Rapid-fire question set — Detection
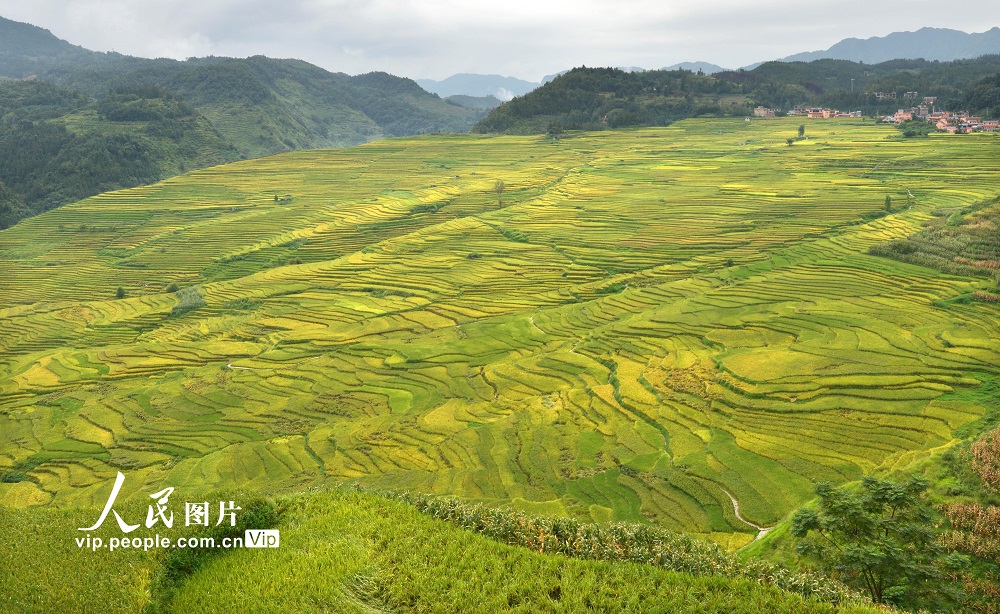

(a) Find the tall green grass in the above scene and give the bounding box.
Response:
[171,489,881,613]
[0,489,886,613]
[384,489,864,604]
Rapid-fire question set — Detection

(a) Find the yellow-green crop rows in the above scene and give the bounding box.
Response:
[1,118,998,545]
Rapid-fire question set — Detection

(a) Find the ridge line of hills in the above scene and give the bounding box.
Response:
[0,15,484,229]
[782,26,1000,64]
[421,27,1000,100]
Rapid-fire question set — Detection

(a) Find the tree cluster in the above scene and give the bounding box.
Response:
[793,477,967,610]
[476,57,1000,134]
[475,67,735,134]
[0,80,241,227]
[97,86,194,122]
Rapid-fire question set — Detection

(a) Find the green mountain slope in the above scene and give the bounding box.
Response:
[0,16,481,227]
[0,80,241,227]
[50,56,481,157]
[0,488,879,613]
[476,58,1000,134]
[0,16,95,77]
[475,66,743,134]
[445,94,504,110]
[0,17,480,155]
[963,71,1000,118]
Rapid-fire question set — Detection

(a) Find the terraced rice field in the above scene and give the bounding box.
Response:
[1,118,998,546]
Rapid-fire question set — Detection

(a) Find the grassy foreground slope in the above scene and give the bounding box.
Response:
[1,118,998,547]
[0,488,879,613]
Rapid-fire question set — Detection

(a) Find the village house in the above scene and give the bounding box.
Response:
[806,108,860,119]
[795,93,992,133]
[936,117,958,132]
[935,114,985,133]
[893,109,914,122]
[880,104,990,127]
[753,106,777,117]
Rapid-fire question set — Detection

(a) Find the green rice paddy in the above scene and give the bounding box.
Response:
[1,118,998,547]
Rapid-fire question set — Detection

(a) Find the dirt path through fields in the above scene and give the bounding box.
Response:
[723,489,772,542]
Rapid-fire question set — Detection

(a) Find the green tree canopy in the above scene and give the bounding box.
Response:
[792,477,967,610]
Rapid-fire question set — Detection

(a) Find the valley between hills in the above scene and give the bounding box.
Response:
[2,118,997,540]
[2,91,1000,613]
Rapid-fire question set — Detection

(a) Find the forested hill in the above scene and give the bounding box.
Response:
[0,80,242,230]
[39,55,482,156]
[474,67,740,134]
[0,16,482,229]
[475,58,1000,134]
[0,17,480,156]
[0,16,94,75]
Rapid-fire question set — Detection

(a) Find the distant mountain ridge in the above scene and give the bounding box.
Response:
[782,27,1000,64]
[661,62,727,74]
[416,73,539,101]
[444,94,503,111]
[429,28,1000,98]
[434,63,728,97]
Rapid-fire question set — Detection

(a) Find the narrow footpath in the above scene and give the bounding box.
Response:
[722,489,772,542]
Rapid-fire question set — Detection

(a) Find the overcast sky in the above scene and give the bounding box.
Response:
[1,1,997,81]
